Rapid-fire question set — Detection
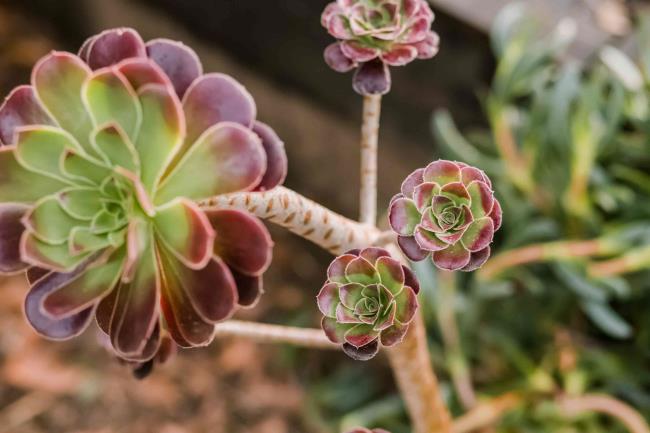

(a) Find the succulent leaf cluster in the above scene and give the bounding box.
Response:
[317,247,419,360]
[389,160,502,271]
[321,0,439,95]
[0,28,287,363]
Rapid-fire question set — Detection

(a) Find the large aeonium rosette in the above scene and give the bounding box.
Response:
[0,28,287,362]
[389,160,502,272]
[317,247,419,361]
[321,0,439,95]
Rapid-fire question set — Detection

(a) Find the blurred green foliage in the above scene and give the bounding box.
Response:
[306,4,650,432]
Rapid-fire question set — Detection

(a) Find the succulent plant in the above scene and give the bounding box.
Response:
[317,247,419,360]
[389,160,502,272]
[0,28,287,363]
[321,0,439,95]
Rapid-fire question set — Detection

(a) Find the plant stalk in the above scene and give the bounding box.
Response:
[213,320,337,349]
[557,394,650,433]
[477,238,622,281]
[200,186,380,256]
[359,94,382,226]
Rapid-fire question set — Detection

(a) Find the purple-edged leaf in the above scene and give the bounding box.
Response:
[146,38,203,98]
[414,31,440,59]
[461,166,490,187]
[352,59,391,96]
[0,204,29,273]
[432,242,471,271]
[23,196,83,245]
[342,340,379,361]
[344,323,379,348]
[431,195,453,215]
[413,182,439,212]
[154,198,215,269]
[207,208,272,276]
[32,52,94,152]
[345,256,378,285]
[24,263,94,340]
[27,267,50,284]
[160,246,238,323]
[21,232,90,272]
[0,85,54,145]
[394,286,418,324]
[122,218,148,282]
[327,253,357,284]
[91,123,140,173]
[159,261,213,348]
[61,149,111,185]
[42,248,125,318]
[182,73,256,148]
[437,229,466,245]
[251,121,287,191]
[124,321,161,363]
[358,247,390,265]
[114,167,155,216]
[322,316,351,344]
[95,284,117,335]
[109,236,159,356]
[375,256,405,295]
[117,57,168,91]
[381,45,418,66]
[440,182,470,206]
[402,265,420,294]
[134,83,184,194]
[380,321,409,346]
[420,208,444,233]
[467,180,494,219]
[341,41,379,63]
[461,246,491,272]
[85,28,146,70]
[58,187,103,220]
[317,282,340,318]
[397,235,428,262]
[230,268,263,308]
[389,197,420,236]
[460,217,494,252]
[337,303,362,323]
[374,301,396,331]
[324,42,357,73]
[414,226,449,252]
[83,68,142,140]
[156,122,265,204]
[15,125,83,181]
[423,160,461,185]
[69,227,116,255]
[338,282,365,310]
[401,168,424,198]
[489,199,503,231]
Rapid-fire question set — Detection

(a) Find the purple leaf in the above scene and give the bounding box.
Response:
[317,282,340,318]
[432,243,471,271]
[230,268,263,308]
[342,340,379,361]
[0,85,53,145]
[353,60,391,96]
[324,43,357,73]
[251,121,287,191]
[85,28,147,70]
[0,204,29,274]
[146,38,203,98]
[208,208,272,276]
[461,246,491,272]
[397,235,428,262]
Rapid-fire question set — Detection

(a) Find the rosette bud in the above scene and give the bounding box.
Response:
[389,160,502,271]
[317,247,419,360]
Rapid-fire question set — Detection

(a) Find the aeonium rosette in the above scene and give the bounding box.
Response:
[0,28,287,364]
[321,0,439,95]
[317,247,419,361]
[389,160,502,272]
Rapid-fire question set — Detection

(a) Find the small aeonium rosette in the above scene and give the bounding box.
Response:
[321,0,439,95]
[389,160,502,272]
[317,247,419,360]
[0,28,287,364]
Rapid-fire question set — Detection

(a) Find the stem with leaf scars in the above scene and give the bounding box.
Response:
[359,94,382,226]
[200,186,380,256]
[213,320,337,349]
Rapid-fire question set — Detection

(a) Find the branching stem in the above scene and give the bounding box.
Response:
[213,320,337,349]
[359,94,382,225]
[200,186,380,255]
